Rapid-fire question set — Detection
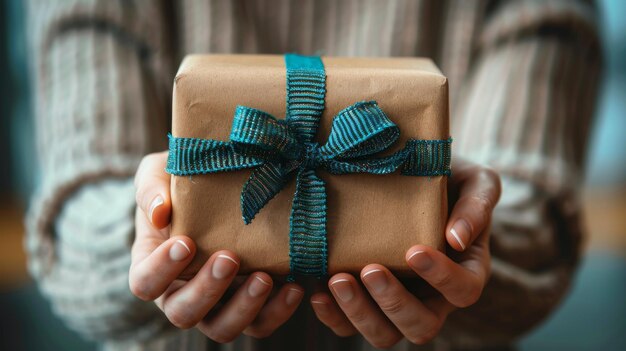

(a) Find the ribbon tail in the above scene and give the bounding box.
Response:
[241,162,292,224]
[288,169,328,279]
[401,138,453,176]
[166,134,263,176]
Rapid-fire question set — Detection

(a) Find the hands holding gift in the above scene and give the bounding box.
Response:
[129,152,500,347]
[129,152,306,342]
[309,159,501,348]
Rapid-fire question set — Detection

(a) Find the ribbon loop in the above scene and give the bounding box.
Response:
[319,101,400,160]
[230,106,301,161]
[324,147,408,175]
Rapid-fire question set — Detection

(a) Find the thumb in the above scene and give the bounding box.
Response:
[446,161,501,251]
[134,151,171,229]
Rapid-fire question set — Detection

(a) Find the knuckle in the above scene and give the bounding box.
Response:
[128,274,157,301]
[456,285,482,308]
[372,335,401,349]
[326,317,350,333]
[485,258,493,279]
[134,185,147,207]
[333,327,356,338]
[481,167,502,192]
[423,325,441,342]
[480,166,498,181]
[165,308,195,329]
[135,184,157,211]
[346,308,369,325]
[141,152,161,167]
[134,154,168,205]
[245,326,273,339]
[408,324,441,345]
[471,194,492,214]
[135,153,158,185]
[207,329,236,344]
[469,195,493,226]
[234,301,255,317]
[406,334,422,345]
[322,313,349,332]
[201,287,223,305]
[409,331,436,345]
[431,271,454,290]
[255,329,274,339]
[378,296,406,315]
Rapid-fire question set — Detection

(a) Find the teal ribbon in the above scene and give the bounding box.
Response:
[166,54,452,279]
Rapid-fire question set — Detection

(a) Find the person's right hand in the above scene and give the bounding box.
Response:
[129,151,305,342]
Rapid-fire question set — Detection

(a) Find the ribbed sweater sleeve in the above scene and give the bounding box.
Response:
[440,0,602,347]
[25,0,173,341]
[23,1,604,349]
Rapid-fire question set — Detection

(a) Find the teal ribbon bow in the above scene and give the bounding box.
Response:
[166,54,452,279]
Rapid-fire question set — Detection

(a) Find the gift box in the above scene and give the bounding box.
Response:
[168,54,451,279]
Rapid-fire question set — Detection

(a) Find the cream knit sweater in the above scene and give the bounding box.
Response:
[26,1,601,350]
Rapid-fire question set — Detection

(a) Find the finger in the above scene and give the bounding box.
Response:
[131,208,170,265]
[406,245,489,308]
[197,272,273,343]
[447,164,501,251]
[359,264,453,345]
[328,274,402,349]
[243,283,304,338]
[160,250,240,328]
[129,231,195,301]
[134,151,171,229]
[154,279,185,311]
[310,292,358,337]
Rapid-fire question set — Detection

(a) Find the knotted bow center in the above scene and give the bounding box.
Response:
[301,142,322,169]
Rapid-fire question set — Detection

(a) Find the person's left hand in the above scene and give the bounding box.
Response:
[310,159,501,348]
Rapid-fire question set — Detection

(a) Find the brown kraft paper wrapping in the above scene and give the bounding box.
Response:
[170,54,449,279]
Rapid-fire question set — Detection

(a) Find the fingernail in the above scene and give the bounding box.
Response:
[362,269,388,294]
[248,276,272,297]
[407,251,433,271]
[212,254,238,279]
[450,219,471,250]
[148,195,164,224]
[169,240,191,261]
[330,279,354,302]
[285,288,303,306]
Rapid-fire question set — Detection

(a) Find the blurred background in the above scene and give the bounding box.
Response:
[1,0,624,350]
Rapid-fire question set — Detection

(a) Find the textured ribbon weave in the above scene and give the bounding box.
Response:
[166,54,452,279]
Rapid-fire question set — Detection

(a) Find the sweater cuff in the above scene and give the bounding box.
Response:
[26,171,171,341]
[436,175,584,348]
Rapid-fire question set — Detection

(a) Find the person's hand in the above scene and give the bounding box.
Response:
[128,151,305,342]
[310,159,501,348]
